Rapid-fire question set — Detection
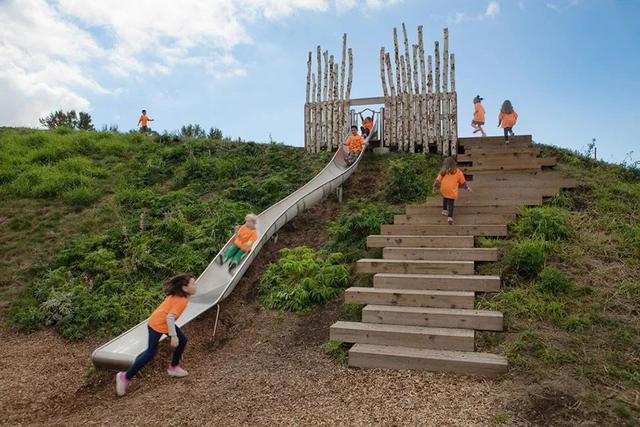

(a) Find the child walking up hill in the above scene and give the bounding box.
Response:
[217,213,258,273]
[116,273,197,397]
[498,100,518,143]
[432,157,471,225]
[471,95,486,137]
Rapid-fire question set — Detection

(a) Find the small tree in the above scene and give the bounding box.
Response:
[208,127,223,140]
[180,124,206,139]
[77,112,95,131]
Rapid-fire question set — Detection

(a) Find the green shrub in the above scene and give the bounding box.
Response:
[503,239,550,278]
[322,340,349,365]
[536,266,572,294]
[63,185,101,207]
[259,247,350,312]
[327,199,394,261]
[513,207,571,241]
[384,155,438,204]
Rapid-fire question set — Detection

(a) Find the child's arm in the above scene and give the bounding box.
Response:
[167,313,179,347]
[432,179,441,193]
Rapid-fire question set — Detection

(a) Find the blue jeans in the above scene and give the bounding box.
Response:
[125,325,187,380]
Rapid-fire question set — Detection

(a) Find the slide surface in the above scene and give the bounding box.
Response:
[92,141,368,369]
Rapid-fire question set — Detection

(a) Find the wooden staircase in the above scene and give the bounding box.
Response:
[330,135,576,376]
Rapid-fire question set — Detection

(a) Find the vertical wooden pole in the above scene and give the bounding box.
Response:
[333,63,339,149]
[316,46,322,152]
[328,55,334,149]
[450,52,457,156]
[402,23,413,96]
[340,33,347,100]
[400,55,410,152]
[345,47,353,136]
[385,52,397,148]
[442,28,450,156]
[427,55,434,149]
[311,72,317,152]
[322,50,329,150]
[380,47,389,147]
[418,26,427,150]
[434,41,442,155]
[305,51,312,151]
[412,43,421,149]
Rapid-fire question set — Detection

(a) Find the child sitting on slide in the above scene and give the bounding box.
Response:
[217,213,258,273]
[116,273,197,396]
[344,125,365,165]
[359,112,374,137]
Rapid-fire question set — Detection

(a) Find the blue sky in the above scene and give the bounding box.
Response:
[1,0,639,163]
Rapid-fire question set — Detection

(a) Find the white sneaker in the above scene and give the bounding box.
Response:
[115,371,129,396]
[167,365,189,378]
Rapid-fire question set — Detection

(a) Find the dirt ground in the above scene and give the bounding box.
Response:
[0,160,596,426]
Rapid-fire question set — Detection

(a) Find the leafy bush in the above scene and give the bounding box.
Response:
[259,247,350,312]
[327,199,394,261]
[536,266,572,295]
[503,239,550,278]
[513,207,571,241]
[384,155,438,204]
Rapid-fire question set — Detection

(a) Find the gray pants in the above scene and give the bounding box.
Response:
[346,151,359,165]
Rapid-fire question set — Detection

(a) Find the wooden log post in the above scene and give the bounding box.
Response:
[311,72,317,152]
[400,55,410,152]
[434,41,442,155]
[418,26,428,150]
[442,28,450,156]
[339,34,347,137]
[393,28,403,149]
[305,51,312,151]
[427,55,434,149]
[402,23,414,152]
[322,50,329,150]
[316,46,322,152]
[345,47,353,133]
[380,47,389,147]
[333,62,339,149]
[450,52,458,156]
[385,52,397,148]
[412,43,421,150]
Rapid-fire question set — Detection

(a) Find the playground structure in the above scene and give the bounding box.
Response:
[304,25,458,156]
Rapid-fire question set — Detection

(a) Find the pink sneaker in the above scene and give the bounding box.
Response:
[167,365,189,378]
[115,371,129,396]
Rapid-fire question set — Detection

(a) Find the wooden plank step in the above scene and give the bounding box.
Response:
[344,287,475,309]
[461,142,534,150]
[462,163,541,173]
[405,205,521,216]
[463,158,542,168]
[458,135,532,145]
[428,193,545,203]
[367,235,474,248]
[383,247,498,262]
[374,273,501,292]
[395,214,514,225]
[381,224,508,236]
[357,259,474,275]
[330,321,475,351]
[538,157,557,167]
[468,170,566,180]
[348,344,508,376]
[362,305,504,331]
[461,146,540,155]
[424,198,541,207]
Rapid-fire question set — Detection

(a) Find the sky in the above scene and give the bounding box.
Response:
[1,0,639,163]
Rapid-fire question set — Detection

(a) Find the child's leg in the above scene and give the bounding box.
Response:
[479,125,486,137]
[503,128,509,141]
[229,247,247,265]
[125,327,162,380]
[447,199,455,218]
[442,198,448,215]
[224,244,241,263]
[170,326,188,367]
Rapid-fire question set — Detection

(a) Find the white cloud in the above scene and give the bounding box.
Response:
[485,1,501,17]
[546,2,560,11]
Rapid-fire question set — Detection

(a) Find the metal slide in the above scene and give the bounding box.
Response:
[92,136,370,369]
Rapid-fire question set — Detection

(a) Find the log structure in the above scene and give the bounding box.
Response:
[304,26,458,156]
[304,34,353,152]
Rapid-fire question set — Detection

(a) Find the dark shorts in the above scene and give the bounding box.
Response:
[140,125,149,133]
[471,121,485,125]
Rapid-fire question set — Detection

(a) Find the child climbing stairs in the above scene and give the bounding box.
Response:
[329,135,576,376]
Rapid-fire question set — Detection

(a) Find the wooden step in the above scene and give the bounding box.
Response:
[374,273,501,292]
[330,321,475,351]
[424,198,541,207]
[468,170,568,181]
[349,344,508,376]
[344,287,475,308]
[357,259,474,275]
[538,157,557,167]
[460,142,534,150]
[381,224,508,237]
[395,214,514,225]
[460,146,541,155]
[458,135,532,145]
[367,235,474,248]
[383,247,498,262]
[462,163,541,173]
[405,205,521,216]
[362,305,504,331]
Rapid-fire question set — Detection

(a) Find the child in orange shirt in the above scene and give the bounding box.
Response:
[217,213,258,273]
[137,109,154,133]
[432,157,471,225]
[471,95,486,137]
[498,100,518,143]
[359,112,374,137]
[116,273,197,396]
[344,125,365,165]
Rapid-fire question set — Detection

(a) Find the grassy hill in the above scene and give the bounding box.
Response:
[0,128,638,424]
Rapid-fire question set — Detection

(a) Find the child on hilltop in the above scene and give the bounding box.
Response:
[498,100,518,143]
[359,112,374,138]
[137,109,154,133]
[471,95,486,137]
[432,157,472,225]
[344,125,365,165]
[217,213,258,273]
[116,273,197,397]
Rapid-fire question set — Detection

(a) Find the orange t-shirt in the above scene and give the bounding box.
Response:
[498,111,518,128]
[362,119,374,131]
[473,103,485,122]
[234,224,257,252]
[346,134,364,153]
[139,114,149,126]
[148,295,188,334]
[436,169,467,200]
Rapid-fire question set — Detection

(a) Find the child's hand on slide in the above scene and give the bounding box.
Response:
[170,336,179,348]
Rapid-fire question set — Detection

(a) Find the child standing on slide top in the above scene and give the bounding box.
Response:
[218,213,258,273]
[116,273,196,397]
[498,100,518,143]
[432,157,471,225]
